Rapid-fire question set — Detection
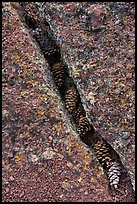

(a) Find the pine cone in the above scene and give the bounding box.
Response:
[107,161,121,189]
[33,29,58,58]
[93,139,113,168]
[94,139,122,188]
[77,115,91,135]
[72,106,86,124]
[51,62,65,87]
[64,87,79,114]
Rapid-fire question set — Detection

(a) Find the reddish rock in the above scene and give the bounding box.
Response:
[2,2,135,202]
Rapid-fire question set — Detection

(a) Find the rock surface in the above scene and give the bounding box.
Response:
[2,2,135,202]
[36,2,135,190]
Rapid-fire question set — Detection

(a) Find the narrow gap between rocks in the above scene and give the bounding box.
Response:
[18,3,134,195]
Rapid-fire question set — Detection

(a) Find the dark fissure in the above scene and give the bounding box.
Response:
[18,2,134,193]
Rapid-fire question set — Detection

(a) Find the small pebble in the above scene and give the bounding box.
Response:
[84,190,89,195]
[9,176,14,181]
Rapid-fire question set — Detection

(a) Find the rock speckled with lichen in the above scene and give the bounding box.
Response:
[2,2,135,202]
[36,2,135,191]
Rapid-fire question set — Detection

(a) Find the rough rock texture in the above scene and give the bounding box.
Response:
[36,2,135,190]
[2,2,135,202]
